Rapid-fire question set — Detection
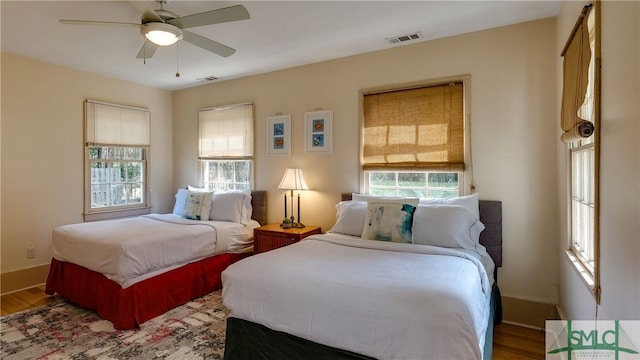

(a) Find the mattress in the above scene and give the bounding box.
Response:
[222,233,494,360]
[52,213,259,288]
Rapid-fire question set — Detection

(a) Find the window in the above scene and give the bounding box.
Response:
[561,3,600,301]
[198,103,254,191]
[367,171,461,198]
[362,81,469,198]
[84,100,150,220]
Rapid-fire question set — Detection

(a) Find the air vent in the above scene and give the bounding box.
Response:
[386,32,423,45]
[198,76,220,82]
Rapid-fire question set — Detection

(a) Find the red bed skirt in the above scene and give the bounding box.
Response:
[45,252,249,330]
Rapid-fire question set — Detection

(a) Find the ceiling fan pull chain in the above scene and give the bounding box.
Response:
[175,40,180,78]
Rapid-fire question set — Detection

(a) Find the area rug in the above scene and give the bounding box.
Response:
[0,289,228,359]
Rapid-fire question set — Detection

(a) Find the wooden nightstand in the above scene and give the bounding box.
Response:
[253,223,321,254]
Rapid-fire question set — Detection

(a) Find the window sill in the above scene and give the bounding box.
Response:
[564,250,600,303]
[84,206,151,222]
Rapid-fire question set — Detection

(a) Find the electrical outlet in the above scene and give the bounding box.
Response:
[27,246,35,259]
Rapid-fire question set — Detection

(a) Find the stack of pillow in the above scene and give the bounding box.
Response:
[172,186,253,225]
[328,193,485,252]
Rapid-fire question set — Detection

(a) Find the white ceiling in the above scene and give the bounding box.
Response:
[1,1,562,91]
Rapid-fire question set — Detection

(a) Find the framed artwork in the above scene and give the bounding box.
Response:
[304,110,333,154]
[267,115,291,156]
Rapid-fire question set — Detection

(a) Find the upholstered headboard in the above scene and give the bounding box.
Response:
[340,194,502,268]
[478,200,502,268]
[250,190,267,225]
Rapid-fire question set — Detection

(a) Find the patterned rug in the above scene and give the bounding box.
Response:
[0,290,228,360]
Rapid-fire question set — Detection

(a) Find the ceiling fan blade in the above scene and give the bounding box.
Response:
[167,5,249,29]
[182,30,236,57]
[136,41,159,59]
[127,0,162,23]
[60,19,139,27]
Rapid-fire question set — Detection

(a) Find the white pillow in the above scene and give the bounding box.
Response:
[362,198,419,244]
[210,190,252,224]
[327,201,367,237]
[172,188,189,215]
[412,204,485,250]
[352,193,414,202]
[240,189,253,225]
[187,185,208,192]
[419,193,480,221]
[182,191,213,220]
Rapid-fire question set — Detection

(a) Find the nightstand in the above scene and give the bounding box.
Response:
[253,223,321,254]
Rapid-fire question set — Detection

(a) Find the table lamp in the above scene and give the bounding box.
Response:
[277,168,309,228]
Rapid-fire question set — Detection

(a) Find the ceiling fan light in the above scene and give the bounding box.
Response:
[142,22,183,46]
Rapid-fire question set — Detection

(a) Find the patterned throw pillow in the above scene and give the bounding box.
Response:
[183,191,212,220]
[362,198,419,243]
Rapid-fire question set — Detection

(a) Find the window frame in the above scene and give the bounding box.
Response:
[359,76,473,197]
[83,100,151,221]
[199,159,253,191]
[562,2,601,303]
[197,102,254,191]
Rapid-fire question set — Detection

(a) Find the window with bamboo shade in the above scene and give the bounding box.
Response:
[561,2,600,304]
[362,82,467,198]
[363,82,464,171]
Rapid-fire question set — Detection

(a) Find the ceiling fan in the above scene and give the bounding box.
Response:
[60,1,250,59]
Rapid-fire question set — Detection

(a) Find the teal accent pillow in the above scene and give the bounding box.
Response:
[362,198,419,243]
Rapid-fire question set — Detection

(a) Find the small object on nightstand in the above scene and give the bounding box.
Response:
[254,223,321,254]
[281,218,292,229]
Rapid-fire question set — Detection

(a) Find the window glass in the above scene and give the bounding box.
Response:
[89,146,145,209]
[366,171,461,198]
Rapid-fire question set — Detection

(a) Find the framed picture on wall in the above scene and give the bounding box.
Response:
[304,110,333,154]
[267,115,291,156]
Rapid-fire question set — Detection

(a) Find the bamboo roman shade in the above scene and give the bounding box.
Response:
[85,100,150,147]
[198,103,254,159]
[363,82,464,171]
[560,4,594,143]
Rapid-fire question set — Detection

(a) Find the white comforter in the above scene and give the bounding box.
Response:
[222,233,493,360]
[52,214,258,288]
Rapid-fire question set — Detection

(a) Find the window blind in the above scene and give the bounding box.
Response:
[198,103,254,159]
[363,82,464,171]
[560,4,594,143]
[85,100,150,147]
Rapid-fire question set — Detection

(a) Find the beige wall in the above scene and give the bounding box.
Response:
[0,53,173,288]
[174,18,560,305]
[556,1,640,320]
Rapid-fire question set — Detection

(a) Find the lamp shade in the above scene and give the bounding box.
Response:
[142,22,183,46]
[277,168,309,191]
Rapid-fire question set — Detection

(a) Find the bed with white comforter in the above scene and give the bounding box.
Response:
[223,233,493,360]
[221,194,502,360]
[52,213,259,288]
[45,189,267,330]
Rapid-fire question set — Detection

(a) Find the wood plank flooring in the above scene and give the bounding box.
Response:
[2,286,546,359]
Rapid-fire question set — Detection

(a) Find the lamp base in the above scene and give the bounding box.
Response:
[292,222,305,228]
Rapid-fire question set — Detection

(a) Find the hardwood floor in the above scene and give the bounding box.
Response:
[493,322,546,359]
[2,286,545,359]
[0,285,60,316]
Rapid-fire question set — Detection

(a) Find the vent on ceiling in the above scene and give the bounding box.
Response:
[198,76,220,82]
[386,32,423,45]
